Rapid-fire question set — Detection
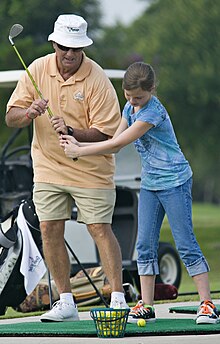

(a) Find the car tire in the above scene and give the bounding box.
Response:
[156,242,182,289]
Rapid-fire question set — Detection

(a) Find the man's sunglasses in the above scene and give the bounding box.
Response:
[56,43,83,52]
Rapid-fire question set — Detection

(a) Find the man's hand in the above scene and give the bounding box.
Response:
[51,116,68,135]
[26,99,48,119]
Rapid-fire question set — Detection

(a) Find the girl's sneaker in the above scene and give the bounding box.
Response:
[196,300,219,324]
[128,300,156,323]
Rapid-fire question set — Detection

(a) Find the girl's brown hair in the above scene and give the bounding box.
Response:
[122,62,156,91]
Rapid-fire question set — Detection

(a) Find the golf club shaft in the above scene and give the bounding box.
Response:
[65,239,109,307]
[12,45,53,119]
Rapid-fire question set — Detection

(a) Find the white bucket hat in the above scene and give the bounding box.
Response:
[48,14,93,48]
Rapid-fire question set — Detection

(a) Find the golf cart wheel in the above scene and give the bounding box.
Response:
[156,242,181,289]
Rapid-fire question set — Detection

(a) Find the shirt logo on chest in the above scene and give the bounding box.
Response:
[73,91,84,101]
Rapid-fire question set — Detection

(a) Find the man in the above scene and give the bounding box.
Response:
[6,14,128,322]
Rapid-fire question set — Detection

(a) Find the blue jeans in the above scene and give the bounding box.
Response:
[137,177,210,276]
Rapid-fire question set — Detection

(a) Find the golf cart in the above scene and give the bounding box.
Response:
[0,125,182,293]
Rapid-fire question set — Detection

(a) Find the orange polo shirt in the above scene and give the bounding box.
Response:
[7,53,121,188]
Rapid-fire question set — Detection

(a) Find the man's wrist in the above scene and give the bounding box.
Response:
[67,126,74,136]
[25,109,36,120]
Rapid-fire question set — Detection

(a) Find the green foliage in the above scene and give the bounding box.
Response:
[0,0,102,67]
[0,0,102,41]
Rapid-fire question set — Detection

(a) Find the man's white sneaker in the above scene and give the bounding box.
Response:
[110,298,130,309]
[40,301,80,322]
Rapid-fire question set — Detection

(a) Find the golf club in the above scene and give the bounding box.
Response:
[9,24,53,119]
[9,24,78,161]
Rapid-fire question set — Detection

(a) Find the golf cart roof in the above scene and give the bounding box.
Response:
[0,69,126,88]
[0,70,24,88]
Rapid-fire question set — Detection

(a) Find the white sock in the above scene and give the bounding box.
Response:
[111,291,126,302]
[60,293,75,305]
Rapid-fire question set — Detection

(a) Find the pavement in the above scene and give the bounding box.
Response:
[0,301,220,344]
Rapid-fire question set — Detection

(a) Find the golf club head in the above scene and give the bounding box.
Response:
[9,24,23,45]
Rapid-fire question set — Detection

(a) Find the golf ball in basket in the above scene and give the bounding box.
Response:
[137,319,146,327]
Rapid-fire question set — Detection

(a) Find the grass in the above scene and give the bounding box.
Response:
[1,202,220,319]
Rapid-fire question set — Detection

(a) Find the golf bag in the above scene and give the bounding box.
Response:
[0,199,45,315]
[15,266,110,313]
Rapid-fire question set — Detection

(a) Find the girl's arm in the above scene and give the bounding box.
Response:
[59,117,128,149]
[112,117,129,139]
[60,118,153,159]
[60,117,129,147]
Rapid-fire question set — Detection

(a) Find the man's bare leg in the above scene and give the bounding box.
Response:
[87,223,124,292]
[40,220,71,293]
[39,220,79,322]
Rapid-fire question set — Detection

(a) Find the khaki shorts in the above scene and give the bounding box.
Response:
[33,183,116,224]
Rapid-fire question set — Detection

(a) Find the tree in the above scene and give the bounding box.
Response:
[0,0,102,68]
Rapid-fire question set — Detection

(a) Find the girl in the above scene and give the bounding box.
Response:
[60,62,219,325]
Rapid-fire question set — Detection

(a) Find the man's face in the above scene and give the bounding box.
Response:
[53,42,84,73]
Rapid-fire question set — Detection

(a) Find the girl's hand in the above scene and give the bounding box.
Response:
[59,134,79,146]
[59,135,80,159]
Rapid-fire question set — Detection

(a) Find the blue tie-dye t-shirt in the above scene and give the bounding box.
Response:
[122,95,192,190]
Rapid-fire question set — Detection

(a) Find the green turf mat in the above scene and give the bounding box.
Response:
[169,304,220,314]
[0,319,220,337]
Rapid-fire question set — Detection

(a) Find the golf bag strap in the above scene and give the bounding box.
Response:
[0,207,19,248]
[0,227,17,248]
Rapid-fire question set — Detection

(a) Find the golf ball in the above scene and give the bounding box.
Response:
[137,319,146,327]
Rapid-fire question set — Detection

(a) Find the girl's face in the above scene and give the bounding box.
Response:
[124,87,152,109]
